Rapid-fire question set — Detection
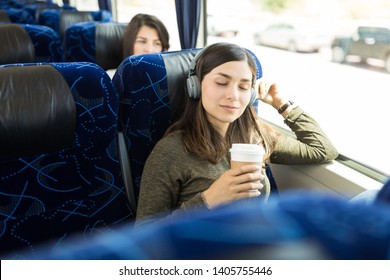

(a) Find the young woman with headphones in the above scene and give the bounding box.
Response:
[135,42,338,227]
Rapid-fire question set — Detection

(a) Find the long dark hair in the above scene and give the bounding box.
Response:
[166,42,278,164]
[122,13,170,59]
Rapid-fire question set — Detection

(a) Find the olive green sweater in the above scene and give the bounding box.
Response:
[135,107,338,227]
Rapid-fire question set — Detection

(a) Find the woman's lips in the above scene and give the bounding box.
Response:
[220,105,239,112]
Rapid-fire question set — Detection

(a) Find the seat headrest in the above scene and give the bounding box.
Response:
[0,24,35,64]
[33,5,62,23]
[0,64,76,160]
[59,11,93,37]
[95,22,126,70]
[160,50,199,122]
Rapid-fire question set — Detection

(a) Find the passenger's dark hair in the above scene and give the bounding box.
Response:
[165,42,278,164]
[122,13,170,59]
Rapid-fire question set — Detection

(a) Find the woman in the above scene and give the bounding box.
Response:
[122,13,170,58]
[135,42,338,227]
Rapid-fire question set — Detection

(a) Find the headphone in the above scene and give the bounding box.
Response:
[186,46,257,104]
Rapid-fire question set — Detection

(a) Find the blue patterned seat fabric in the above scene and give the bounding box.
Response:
[0,62,133,258]
[22,2,60,23]
[4,7,35,24]
[65,21,97,64]
[11,189,390,260]
[38,9,111,39]
[65,21,126,70]
[21,23,64,62]
[112,48,277,205]
[90,9,112,22]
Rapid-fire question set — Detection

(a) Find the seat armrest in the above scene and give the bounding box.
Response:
[118,131,137,215]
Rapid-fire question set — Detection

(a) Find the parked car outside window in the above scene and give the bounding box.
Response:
[331,20,390,73]
[253,20,332,53]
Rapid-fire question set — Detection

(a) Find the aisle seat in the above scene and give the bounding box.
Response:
[0,61,133,258]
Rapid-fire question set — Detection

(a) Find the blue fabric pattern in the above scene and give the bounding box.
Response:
[38,8,60,33]
[21,23,64,62]
[114,53,171,199]
[64,21,97,64]
[22,3,60,22]
[90,10,112,22]
[0,62,133,258]
[39,9,111,36]
[6,7,34,24]
[11,191,390,260]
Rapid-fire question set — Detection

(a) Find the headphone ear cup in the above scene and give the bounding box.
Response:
[249,88,256,104]
[186,75,201,99]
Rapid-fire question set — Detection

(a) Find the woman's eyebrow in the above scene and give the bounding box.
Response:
[215,72,251,83]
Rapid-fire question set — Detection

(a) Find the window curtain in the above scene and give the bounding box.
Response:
[175,0,201,49]
[98,0,112,13]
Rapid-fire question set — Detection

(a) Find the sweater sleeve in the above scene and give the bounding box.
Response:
[135,134,209,228]
[270,106,339,164]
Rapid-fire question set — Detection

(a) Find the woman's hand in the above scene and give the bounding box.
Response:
[202,164,264,209]
[256,78,288,110]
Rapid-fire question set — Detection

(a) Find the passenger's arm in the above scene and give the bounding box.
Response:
[270,106,339,164]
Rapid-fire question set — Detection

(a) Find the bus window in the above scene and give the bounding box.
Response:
[206,0,390,179]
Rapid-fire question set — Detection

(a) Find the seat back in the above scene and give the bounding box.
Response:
[0,62,133,257]
[22,2,62,23]
[21,23,64,62]
[65,21,126,70]
[59,10,93,38]
[0,23,35,64]
[0,23,64,63]
[112,48,274,205]
[3,7,35,24]
[39,9,111,39]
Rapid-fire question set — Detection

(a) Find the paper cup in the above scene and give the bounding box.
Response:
[229,144,265,168]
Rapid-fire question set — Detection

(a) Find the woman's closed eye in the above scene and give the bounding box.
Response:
[215,81,250,91]
[136,39,147,44]
[216,82,228,86]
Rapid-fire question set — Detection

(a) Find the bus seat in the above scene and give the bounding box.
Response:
[112,47,277,210]
[11,191,390,260]
[35,5,76,26]
[3,7,35,24]
[375,178,390,205]
[0,62,134,258]
[21,23,64,62]
[0,23,64,63]
[0,23,35,64]
[22,2,62,23]
[39,9,112,40]
[64,21,126,70]
[90,9,112,22]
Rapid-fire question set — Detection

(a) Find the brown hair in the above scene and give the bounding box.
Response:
[122,13,170,59]
[165,42,279,164]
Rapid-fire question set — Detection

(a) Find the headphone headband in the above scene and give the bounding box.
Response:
[186,45,258,104]
[188,47,205,76]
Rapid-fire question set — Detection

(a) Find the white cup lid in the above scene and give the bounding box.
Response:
[230,144,265,162]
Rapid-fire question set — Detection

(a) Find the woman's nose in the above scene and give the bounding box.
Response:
[143,44,153,53]
[226,86,239,100]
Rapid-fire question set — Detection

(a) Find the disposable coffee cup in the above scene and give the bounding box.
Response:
[229,144,265,169]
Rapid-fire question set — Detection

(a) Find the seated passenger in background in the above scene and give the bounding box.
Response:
[106,13,170,78]
[122,13,170,58]
[135,42,339,227]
